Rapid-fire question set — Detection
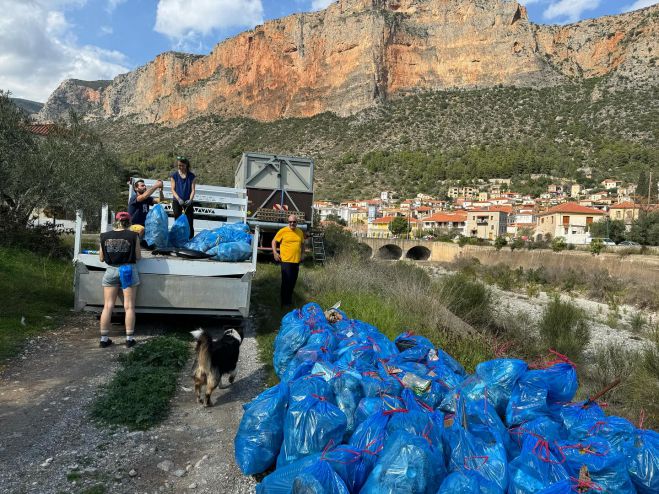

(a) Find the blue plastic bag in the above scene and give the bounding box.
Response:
[118,264,134,289]
[216,222,252,244]
[274,318,310,380]
[348,411,390,493]
[257,454,321,494]
[438,471,500,493]
[569,415,635,455]
[184,228,220,252]
[207,241,251,261]
[235,383,289,475]
[361,430,445,494]
[331,371,363,439]
[627,429,659,494]
[506,371,551,426]
[446,421,508,493]
[555,401,605,431]
[289,375,335,405]
[144,203,169,248]
[278,394,347,467]
[292,460,350,494]
[355,395,403,426]
[508,435,569,494]
[168,213,190,247]
[508,416,566,459]
[475,359,528,417]
[558,438,635,493]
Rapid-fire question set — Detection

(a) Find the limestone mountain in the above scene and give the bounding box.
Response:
[38,0,658,125]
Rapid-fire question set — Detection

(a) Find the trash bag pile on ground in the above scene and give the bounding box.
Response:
[144,204,252,261]
[235,302,658,494]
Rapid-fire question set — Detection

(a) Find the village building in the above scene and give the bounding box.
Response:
[535,202,605,244]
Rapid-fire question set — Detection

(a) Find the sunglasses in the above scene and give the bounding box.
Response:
[289,221,297,224]
[176,156,187,161]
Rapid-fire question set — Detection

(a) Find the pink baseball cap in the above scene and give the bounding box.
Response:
[115,211,130,221]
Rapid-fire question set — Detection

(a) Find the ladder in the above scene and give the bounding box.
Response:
[310,232,326,265]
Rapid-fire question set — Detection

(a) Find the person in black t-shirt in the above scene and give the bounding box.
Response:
[128,179,164,226]
[98,211,142,349]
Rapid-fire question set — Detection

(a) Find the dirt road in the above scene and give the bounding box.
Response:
[0,313,265,494]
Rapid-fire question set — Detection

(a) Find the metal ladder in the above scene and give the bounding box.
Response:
[310,232,326,265]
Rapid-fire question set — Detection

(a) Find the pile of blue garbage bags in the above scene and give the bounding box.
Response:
[143,204,252,261]
[235,302,658,494]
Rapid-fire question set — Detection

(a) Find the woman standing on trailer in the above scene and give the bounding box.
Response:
[170,156,197,239]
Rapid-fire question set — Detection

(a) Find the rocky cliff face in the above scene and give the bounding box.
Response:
[37,0,658,125]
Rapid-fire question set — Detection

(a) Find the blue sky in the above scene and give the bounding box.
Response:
[1,0,656,102]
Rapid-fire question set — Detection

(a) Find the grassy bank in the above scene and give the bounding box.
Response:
[0,247,73,363]
[252,257,498,386]
[90,336,189,429]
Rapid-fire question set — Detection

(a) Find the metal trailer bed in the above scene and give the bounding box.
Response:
[72,179,258,318]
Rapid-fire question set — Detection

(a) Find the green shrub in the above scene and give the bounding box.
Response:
[90,337,189,429]
[538,296,590,363]
[551,237,567,252]
[590,238,605,255]
[440,273,493,328]
[494,236,507,251]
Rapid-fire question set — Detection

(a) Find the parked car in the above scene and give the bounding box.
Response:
[618,240,640,246]
[586,237,616,246]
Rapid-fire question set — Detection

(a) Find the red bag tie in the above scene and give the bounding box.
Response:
[311,393,326,402]
[463,455,489,470]
[569,476,604,492]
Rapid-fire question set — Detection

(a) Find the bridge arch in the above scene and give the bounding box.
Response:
[377,244,403,260]
[405,245,431,261]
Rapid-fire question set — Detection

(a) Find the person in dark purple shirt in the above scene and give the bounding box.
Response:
[169,157,197,238]
[128,179,164,226]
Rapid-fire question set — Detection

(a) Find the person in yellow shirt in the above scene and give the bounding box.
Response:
[272,214,305,307]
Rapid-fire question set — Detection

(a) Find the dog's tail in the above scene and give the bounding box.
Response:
[190,329,204,340]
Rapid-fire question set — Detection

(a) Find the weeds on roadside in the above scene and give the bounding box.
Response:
[90,337,189,429]
[538,296,590,364]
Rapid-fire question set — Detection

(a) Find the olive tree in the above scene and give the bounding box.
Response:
[0,92,122,229]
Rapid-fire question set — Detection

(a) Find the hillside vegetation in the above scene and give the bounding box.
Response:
[95,80,658,201]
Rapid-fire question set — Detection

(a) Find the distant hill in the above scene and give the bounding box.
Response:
[94,79,658,201]
[11,98,44,115]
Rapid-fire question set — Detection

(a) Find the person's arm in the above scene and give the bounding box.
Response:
[299,231,305,261]
[136,180,163,202]
[135,234,142,261]
[170,176,182,204]
[99,245,104,263]
[189,178,196,202]
[154,183,165,204]
[271,235,281,262]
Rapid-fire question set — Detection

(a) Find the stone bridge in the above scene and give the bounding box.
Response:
[357,237,459,262]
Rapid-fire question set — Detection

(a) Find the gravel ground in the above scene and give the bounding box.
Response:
[0,312,266,494]
[425,265,657,355]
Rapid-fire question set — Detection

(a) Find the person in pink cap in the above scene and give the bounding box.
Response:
[98,211,142,348]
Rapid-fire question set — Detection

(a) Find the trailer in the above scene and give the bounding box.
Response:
[235,152,314,232]
[72,179,258,318]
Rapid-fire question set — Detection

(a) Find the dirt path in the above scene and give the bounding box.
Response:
[0,312,265,494]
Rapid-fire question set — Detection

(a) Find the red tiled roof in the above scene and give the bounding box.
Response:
[539,202,605,215]
[373,216,419,224]
[26,124,58,136]
[609,201,637,209]
[415,206,432,211]
[422,212,467,223]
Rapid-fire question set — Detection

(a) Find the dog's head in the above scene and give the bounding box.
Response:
[223,328,243,344]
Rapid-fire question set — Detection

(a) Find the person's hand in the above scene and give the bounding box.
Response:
[177,198,184,206]
[184,200,192,207]
[155,180,163,189]
[273,252,280,262]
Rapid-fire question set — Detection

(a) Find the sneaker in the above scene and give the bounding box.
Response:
[125,339,136,348]
[99,338,113,348]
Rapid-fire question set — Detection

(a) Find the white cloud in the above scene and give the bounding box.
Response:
[0,0,129,102]
[100,25,113,35]
[543,0,601,23]
[622,0,658,12]
[154,0,264,44]
[106,0,126,13]
[311,0,334,11]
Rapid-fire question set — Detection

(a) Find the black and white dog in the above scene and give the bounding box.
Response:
[190,328,243,407]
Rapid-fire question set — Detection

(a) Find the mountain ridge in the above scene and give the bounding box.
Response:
[37,0,659,125]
